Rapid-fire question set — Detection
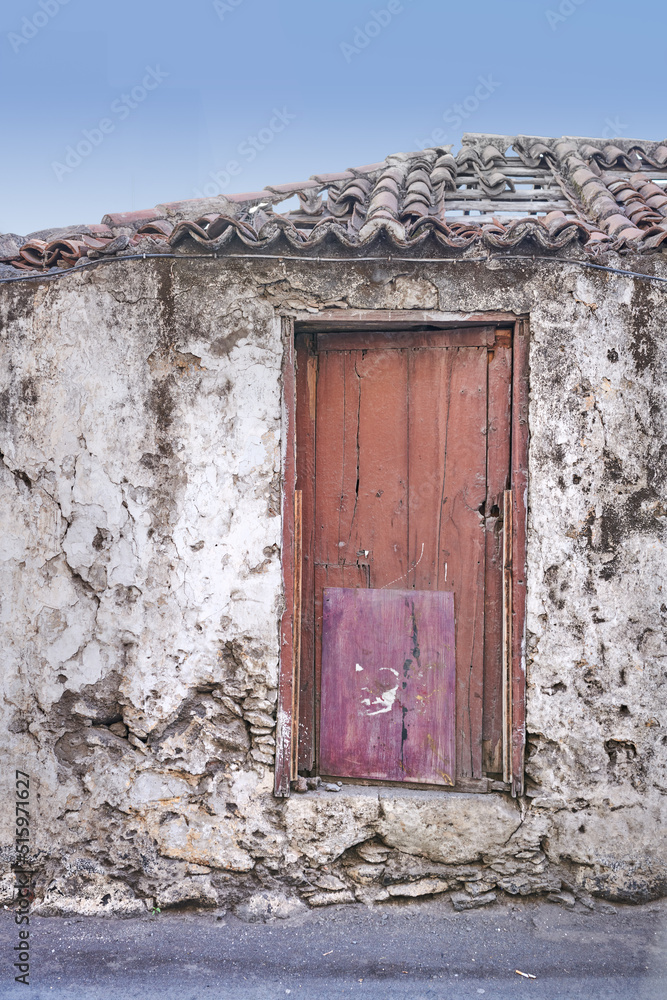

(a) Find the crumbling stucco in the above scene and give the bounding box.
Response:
[1,252,666,916]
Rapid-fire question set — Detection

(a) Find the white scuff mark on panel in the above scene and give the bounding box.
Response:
[366,685,399,715]
[355,663,363,672]
[379,667,399,678]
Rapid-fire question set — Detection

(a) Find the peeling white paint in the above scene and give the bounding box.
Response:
[366,685,399,715]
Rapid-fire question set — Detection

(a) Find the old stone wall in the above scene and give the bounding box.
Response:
[1,253,665,917]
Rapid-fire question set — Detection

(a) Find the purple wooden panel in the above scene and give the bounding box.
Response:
[319,587,456,785]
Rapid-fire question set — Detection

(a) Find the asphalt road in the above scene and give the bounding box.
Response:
[1,897,666,999]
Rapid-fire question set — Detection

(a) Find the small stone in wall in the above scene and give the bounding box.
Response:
[465,880,498,897]
[128,734,149,754]
[354,886,390,904]
[356,842,390,864]
[347,865,385,886]
[451,891,497,911]
[235,891,308,923]
[497,874,561,896]
[307,890,356,907]
[387,879,450,898]
[156,877,219,909]
[244,711,276,729]
[220,696,243,717]
[314,873,347,892]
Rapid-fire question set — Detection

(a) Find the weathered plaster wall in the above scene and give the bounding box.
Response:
[1,252,666,916]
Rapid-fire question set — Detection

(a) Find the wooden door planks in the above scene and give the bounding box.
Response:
[407,346,456,592]
[351,347,409,589]
[292,489,303,781]
[438,347,487,779]
[406,345,488,778]
[295,336,317,771]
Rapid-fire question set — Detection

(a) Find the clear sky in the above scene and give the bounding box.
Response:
[1,0,665,235]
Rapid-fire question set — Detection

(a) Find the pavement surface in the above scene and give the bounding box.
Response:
[1,896,666,999]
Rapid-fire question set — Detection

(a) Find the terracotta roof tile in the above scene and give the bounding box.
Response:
[222,190,274,204]
[5,133,667,275]
[101,209,162,227]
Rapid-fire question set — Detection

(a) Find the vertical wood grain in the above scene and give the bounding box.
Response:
[351,347,409,589]
[291,489,303,781]
[295,337,317,770]
[407,346,455,591]
[441,348,488,779]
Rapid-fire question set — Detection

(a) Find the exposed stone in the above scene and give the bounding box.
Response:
[34,874,147,917]
[244,712,276,729]
[387,879,451,898]
[235,891,307,922]
[353,886,390,904]
[355,841,390,864]
[220,696,243,717]
[382,854,459,884]
[347,865,385,885]
[496,873,562,896]
[376,791,522,863]
[450,890,497,911]
[307,890,356,907]
[465,880,499,897]
[156,876,218,909]
[314,873,347,891]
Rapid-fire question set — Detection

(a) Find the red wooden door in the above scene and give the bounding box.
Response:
[296,327,512,785]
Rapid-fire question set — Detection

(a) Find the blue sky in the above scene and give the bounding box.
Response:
[1,0,665,235]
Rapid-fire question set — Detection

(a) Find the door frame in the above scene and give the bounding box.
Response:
[274,310,529,798]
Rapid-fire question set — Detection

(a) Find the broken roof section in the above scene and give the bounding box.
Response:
[3,132,667,275]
